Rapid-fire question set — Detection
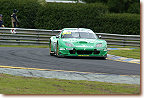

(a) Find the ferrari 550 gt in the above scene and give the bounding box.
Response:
[49,28,107,59]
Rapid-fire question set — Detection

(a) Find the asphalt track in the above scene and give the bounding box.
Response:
[0,47,140,75]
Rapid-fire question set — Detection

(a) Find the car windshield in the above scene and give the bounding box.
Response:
[61,32,97,39]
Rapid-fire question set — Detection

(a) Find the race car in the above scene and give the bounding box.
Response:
[49,28,107,59]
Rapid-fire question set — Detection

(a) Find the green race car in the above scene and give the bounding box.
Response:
[49,28,107,59]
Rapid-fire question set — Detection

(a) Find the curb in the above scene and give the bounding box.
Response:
[107,48,140,64]
[108,48,137,50]
[0,67,140,84]
[107,54,140,64]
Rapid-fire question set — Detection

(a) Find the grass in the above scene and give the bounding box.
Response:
[0,45,49,48]
[108,48,140,59]
[108,45,140,48]
[0,73,140,94]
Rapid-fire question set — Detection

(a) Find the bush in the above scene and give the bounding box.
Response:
[0,0,40,28]
[107,0,140,14]
[94,13,140,35]
[127,2,140,14]
[107,0,126,13]
[82,0,108,3]
[35,3,139,35]
[35,3,108,30]
[0,0,140,35]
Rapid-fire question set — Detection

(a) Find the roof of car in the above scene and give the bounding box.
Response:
[62,28,92,32]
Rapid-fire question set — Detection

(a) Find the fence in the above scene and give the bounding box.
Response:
[0,28,140,47]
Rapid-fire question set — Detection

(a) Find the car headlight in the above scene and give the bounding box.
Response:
[96,43,102,47]
[65,43,74,47]
[104,48,107,51]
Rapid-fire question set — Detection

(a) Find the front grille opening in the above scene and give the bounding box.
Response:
[70,49,100,55]
[94,50,100,54]
[77,50,93,55]
[69,50,76,54]
[69,49,76,54]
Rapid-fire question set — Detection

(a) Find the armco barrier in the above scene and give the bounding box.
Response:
[0,27,140,47]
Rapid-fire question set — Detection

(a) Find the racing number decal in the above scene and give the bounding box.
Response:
[62,32,71,35]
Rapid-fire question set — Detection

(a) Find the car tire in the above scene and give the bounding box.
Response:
[49,40,54,56]
[56,42,64,58]
[102,54,107,60]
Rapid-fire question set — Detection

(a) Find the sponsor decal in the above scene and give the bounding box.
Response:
[78,55,89,56]
[62,32,71,35]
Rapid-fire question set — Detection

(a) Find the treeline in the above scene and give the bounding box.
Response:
[0,0,140,35]
[0,0,39,29]
[82,0,140,14]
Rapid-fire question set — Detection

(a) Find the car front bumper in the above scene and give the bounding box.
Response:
[59,47,107,57]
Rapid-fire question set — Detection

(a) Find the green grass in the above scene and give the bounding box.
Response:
[0,45,49,48]
[0,73,140,94]
[108,48,140,59]
[108,45,140,48]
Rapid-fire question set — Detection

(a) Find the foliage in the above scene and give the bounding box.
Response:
[94,13,140,35]
[0,0,40,28]
[35,4,140,35]
[127,2,140,14]
[35,3,108,30]
[107,0,125,13]
[107,0,140,13]
[83,0,140,14]
[82,0,108,3]
[0,0,140,35]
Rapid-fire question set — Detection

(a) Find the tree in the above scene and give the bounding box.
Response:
[127,2,140,14]
[82,0,108,3]
[107,0,140,13]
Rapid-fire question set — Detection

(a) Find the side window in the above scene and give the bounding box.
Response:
[58,31,62,37]
[59,31,62,34]
[56,31,61,38]
[60,31,64,38]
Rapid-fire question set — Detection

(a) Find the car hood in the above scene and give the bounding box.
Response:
[61,38,106,47]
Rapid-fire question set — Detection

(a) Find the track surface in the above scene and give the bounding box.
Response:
[0,47,140,75]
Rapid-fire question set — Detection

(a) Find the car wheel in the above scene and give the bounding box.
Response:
[102,54,107,60]
[56,43,64,58]
[49,40,54,56]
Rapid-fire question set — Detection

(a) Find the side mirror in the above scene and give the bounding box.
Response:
[56,35,59,38]
[98,35,102,39]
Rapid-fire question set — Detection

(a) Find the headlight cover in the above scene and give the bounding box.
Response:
[65,43,74,47]
[96,43,102,47]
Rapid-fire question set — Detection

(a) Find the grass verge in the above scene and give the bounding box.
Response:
[108,48,140,59]
[0,45,49,48]
[0,73,140,94]
[108,45,140,48]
